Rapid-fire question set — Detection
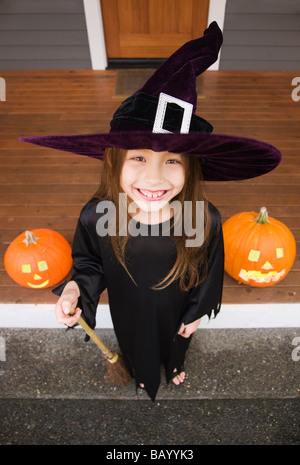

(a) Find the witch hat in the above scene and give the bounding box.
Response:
[19,22,281,181]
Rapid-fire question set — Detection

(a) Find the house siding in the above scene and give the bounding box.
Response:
[0,0,91,70]
[219,0,300,70]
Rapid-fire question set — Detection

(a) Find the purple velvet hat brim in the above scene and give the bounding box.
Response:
[18,23,282,182]
[19,131,282,182]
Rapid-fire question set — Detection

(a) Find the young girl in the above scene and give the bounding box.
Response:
[53,146,224,400]
[20,22,282,401]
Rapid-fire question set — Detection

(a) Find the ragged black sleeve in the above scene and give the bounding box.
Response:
[52,201,107,330]
[182,204,224,324]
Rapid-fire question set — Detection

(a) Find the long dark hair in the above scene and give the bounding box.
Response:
[93,147,212,291]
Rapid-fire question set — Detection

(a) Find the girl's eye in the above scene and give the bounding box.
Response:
[132,156,145,162]
[166,159,181,164]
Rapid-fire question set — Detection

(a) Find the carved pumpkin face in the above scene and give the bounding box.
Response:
[4,229,73,289]
[223,207,296,288]
[21,259,50,288]
[238,246,288,286]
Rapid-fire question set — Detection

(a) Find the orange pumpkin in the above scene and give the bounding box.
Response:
[4,229,72,289]
[223,207,296,287]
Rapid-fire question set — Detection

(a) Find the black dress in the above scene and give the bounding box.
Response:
[53,198,224,401]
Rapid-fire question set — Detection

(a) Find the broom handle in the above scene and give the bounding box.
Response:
[78,316,112,354]
[78,316,116,360]
[69,307,116,361]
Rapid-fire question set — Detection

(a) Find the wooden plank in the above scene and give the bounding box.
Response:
[0,174,100,185]
[0,194,93,206]
[0,166,101,176]
[1,204,298,220]
[206,184,300,195]
[0,285,110,305]
[0,157,100,166]
[222,286,299,304]
[220,61,300,71]
[0,217,78,231]
[0,205,83,217]
[209,195,300,207]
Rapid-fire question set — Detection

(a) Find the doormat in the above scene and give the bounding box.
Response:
[113,69,204,99]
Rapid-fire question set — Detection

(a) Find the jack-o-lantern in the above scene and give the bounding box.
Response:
[4,229,72,289]
[223,207,296,287]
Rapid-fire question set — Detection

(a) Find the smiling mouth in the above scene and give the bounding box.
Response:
[27,280,49,289]
[238,269,286,284]
[136,188,169,201]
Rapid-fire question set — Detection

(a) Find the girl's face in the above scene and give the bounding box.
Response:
[120,149,185,221]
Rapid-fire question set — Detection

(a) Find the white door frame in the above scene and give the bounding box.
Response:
[83,0,227,70]
[83,0,108,70]
[207,0,227,70]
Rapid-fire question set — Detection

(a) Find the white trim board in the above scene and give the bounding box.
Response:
[0,303,299,329]
[207,0,227,70]
[83,0,107,70]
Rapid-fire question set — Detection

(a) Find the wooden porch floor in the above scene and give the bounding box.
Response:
[0,69,299,305]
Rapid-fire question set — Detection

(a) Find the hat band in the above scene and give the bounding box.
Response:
[110,92,213,134]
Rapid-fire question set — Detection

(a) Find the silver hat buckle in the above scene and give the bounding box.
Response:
[152,92,193,134]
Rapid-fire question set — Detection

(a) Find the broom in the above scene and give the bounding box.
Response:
[69,309,131,386]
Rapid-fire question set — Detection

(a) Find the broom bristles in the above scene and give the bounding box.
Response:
[73,314,131,386]
[104,353,132,386]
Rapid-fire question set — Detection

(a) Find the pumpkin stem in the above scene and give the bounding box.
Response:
[254,207,269,224]
[23,230,39,246]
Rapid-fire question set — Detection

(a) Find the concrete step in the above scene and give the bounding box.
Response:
[1,398,299,445]
[0,327,299,445]
[1,327,299,400]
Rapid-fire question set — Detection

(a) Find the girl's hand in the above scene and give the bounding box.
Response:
[55,281,81,327]
[177,318,201,338]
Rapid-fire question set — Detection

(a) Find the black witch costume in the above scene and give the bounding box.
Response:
[54,198,224,401]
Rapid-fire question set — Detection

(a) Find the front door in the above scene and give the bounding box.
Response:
[100,0,210,61]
